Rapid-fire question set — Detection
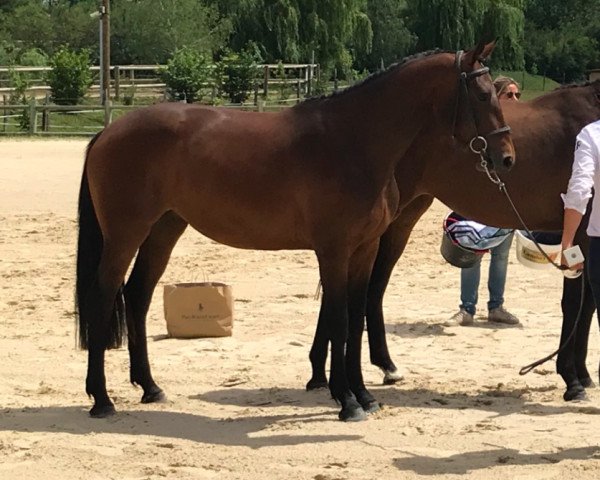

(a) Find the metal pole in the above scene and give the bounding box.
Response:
[98,16,103,103]
[102,0,111,126]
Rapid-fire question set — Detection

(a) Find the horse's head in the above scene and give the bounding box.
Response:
[452,40,515,173]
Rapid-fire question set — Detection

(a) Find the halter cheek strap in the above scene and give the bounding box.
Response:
[452,50,512,166]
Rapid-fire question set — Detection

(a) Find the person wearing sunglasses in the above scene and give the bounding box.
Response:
[494,75,521,101]
[446,76,521,327]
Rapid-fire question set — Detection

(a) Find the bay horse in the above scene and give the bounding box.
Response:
[307,80,600,403]
[76,41,514,421]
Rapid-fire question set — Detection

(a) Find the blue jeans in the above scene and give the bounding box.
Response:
[460,232,514,315]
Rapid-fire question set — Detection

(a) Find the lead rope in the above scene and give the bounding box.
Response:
[474,144,586,376]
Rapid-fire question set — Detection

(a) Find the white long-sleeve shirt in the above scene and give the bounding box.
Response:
[561,119,600,236]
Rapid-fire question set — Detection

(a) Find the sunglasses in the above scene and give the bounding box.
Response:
[505,91,521,99]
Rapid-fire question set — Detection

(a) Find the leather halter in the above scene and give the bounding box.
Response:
[451,50,511,162]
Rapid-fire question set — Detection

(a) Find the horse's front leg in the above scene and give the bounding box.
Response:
[317,250,366,421]
[347,239,384,413]
[366,195,433,384]
[306,309,329,390]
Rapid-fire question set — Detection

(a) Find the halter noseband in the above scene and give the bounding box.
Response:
[452,50,511,164]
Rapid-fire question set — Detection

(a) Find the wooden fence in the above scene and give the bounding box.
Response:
[0,62,321,136]
[0,98,293,136]
[0,63,319,101]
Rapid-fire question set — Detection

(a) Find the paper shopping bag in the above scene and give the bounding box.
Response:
[163,282,233,338]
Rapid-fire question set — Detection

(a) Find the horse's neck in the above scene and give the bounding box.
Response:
[317,66,441,176]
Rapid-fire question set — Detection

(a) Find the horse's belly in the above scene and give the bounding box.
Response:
[180,207,310,251]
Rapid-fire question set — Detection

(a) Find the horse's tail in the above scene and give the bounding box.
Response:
[76,131,126,350]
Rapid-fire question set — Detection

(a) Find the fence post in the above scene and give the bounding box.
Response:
[333,68,338,92]
[114,66,120,101]
[2,95,7,133]
[263,65,270,98]
[42,92,50,132]
[296,79,301,102]
[28,97,37,135]
[104,99,111,127]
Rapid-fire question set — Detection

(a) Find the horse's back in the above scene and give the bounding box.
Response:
[85,103,322,249]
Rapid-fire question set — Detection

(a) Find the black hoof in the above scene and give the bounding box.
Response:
[306,378,329,391]
[382,368,404,385]
[89,403,116,418]
[579,377,595,389]
[361,400,382,414]
[356,391,381,414]
[563,386,587,402]
[338,404,367,422]
[141,388,167,404]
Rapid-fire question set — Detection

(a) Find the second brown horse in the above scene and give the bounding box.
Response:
[307,80,600,403]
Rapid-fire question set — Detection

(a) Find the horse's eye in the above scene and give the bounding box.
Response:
[478,92,491,102]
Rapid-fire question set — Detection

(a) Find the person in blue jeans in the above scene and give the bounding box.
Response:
[448,231,519,326]
[448,76,521,327]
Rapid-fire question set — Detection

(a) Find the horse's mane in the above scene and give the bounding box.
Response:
[555,78,600,90]
[529,78,600,107]
[295,49,453,109]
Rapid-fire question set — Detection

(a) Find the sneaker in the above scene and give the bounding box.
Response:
[445,308,474,326]
[488,306,520,325]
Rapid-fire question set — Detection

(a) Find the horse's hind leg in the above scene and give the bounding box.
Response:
[366,195,433,384]
[85,240,145,417]
[124,212,188,404]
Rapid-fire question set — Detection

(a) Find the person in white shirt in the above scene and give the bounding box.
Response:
[561,119,600,278]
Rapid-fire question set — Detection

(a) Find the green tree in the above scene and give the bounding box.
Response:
[524,0,599,81]
[357,0,415,71]
[2,1,54,53]
[209,0,373,74]
[46,47,93,105]
[297,0,372,73]
[48,0,97,55]
[207,0,300,61]
[215,47,260,103]
[480,0,524,69]
[111,0,231,64]
[407,0,487,51]
[159,47,210,103]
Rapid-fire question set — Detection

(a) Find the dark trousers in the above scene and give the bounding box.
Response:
[587,237,600,310]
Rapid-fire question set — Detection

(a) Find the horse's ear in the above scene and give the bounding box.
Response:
[470,39,497,65]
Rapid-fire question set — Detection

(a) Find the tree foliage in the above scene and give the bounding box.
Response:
[159,46,210,103]
[208,0,373,74]
[0,0,597,86]
[407,0,487,51]
[46,47,93,105]
[215,47,261,103]
[357,0,415,71]
[111,0,231,64]
[523,0,599,82]
[480,0,525,69]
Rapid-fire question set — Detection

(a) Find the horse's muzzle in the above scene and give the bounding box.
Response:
[503,155,515,170]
